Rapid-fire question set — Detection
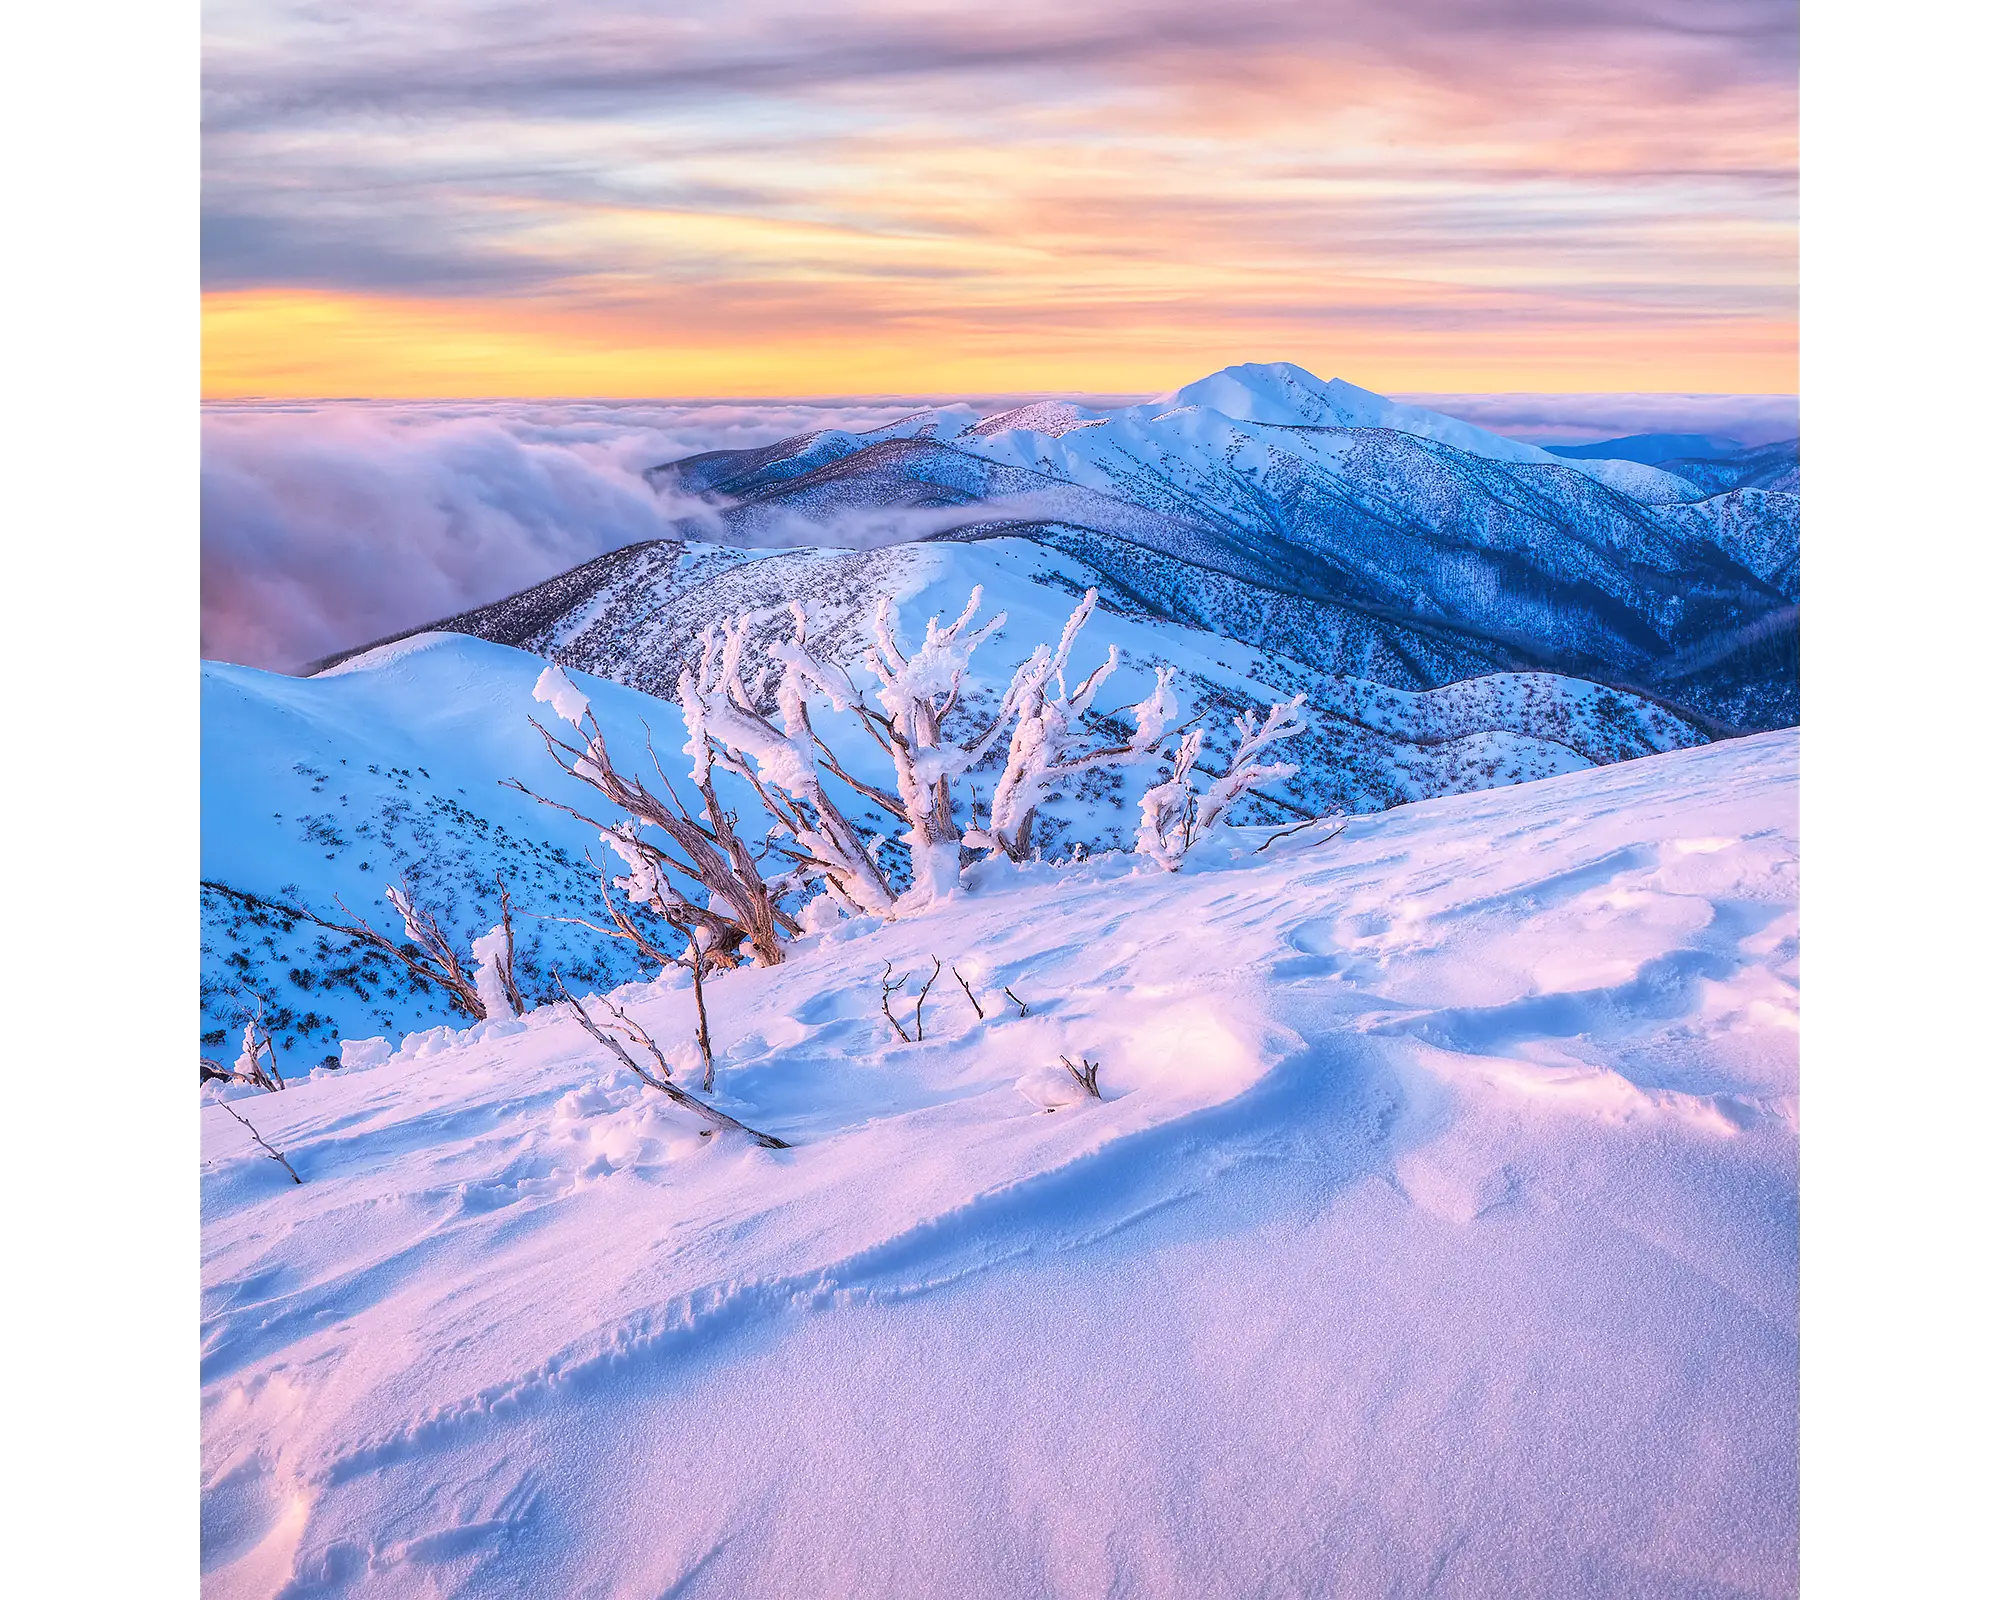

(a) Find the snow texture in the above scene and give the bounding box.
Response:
[202,730,1798,1597]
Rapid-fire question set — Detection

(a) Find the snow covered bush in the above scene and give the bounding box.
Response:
[965,589,1179,864]
[1136,694,1309,871]
[518,664,798,967]
[519,587,1291,960]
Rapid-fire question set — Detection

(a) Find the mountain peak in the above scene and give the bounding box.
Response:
[1147,360,1555,467]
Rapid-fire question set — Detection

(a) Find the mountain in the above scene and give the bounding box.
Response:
[200,728,1800,1598]
[1654,439,1801,497]
[209,553,1712,1056]
[635,363,1798,730]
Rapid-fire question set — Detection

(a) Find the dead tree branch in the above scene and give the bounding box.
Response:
[1253,816,1348,854]
[952,966,986,1020]
[492,874,525,1014]
[880,961,913,1043]
[555,978,787,1148]
[1004,986,1029,1017]
[914,956,941,1041]
[217,1099,303,1183]
[1059,1055,1103,1100]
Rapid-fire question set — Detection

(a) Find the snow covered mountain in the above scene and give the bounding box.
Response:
[630,362,1797,729]
[201,728,1800,1597]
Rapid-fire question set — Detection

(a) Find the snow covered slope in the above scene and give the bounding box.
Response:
[201,729,1799,1598]
[206,562,1716,1057]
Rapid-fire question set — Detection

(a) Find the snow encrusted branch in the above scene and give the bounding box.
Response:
[971,588,1180,863]
[1136,693,1309,872]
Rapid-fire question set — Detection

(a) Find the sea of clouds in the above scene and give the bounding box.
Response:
[202,392,1798,673]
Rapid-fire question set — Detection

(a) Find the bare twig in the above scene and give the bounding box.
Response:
[686,936,717,1092]
[880,961,913,1043]
[1004,986,1029,1017]
[603,997,675,1083]
[555,977,787,1148]
[952,966,986,1020]
[216,1099,303,1183]
[1058,1055,1102,1100]
[914,956,941,1041]
[1254,816,1347,854]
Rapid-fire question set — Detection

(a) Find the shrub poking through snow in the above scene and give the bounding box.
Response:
[216,1098,302,1183]
[553,975,788,1148]
[1059,1055,1103,1100]
[209,994,287,1091]
[1136,694,1310,872]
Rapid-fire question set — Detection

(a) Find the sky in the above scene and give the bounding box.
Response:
[202,0,1798,399]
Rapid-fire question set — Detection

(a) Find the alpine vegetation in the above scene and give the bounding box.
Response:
[516,584,1271,970]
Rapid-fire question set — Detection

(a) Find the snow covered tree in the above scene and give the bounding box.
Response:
[515,665,798,967]
[1136,693,1309,871]
[966,588,1179,863]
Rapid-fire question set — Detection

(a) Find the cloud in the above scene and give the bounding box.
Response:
[200,399,929,670]
[201,1,1796,397]
[1397,391,1798,445]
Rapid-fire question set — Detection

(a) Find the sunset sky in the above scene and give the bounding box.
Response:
[202,0,1798,399]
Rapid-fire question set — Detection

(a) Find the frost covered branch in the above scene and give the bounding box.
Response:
[967,588,1180,864]
[519,665,797,967]
[1136,694,1309,872]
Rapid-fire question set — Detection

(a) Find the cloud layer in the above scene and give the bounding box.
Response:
[202,388,1797,672]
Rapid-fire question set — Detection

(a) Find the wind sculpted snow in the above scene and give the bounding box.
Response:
[201,731,1799,1597]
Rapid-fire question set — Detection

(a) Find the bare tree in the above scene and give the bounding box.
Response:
[279,878,489,1020]
[512,670,796,967]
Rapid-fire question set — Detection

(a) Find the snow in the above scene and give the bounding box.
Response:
[201,729,1798,1596]
[530,663,589,727]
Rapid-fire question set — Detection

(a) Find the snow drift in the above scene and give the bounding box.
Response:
[201,729,1799,1597]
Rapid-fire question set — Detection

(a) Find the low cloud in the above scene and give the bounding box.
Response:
[1401,391,1799,446]
[201,399,929,670]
